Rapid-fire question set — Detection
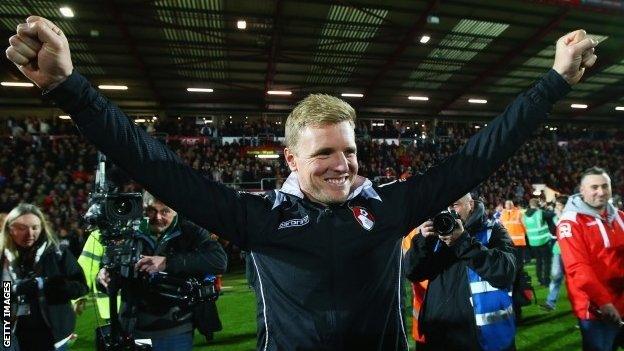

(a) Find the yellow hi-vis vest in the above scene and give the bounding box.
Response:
[75,230,120,320]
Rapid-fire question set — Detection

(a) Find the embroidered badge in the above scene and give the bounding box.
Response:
[351,206,375,231]
[558,223,572,238]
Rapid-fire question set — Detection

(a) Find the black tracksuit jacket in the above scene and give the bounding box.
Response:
[45,69,569,350]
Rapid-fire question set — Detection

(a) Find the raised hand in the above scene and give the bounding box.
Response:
[552,29,598,85]
[5,16,73,90]
[97,268,111,289]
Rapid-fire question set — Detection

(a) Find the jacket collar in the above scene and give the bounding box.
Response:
[138,216,182,251]
[279,172,382,203]
[465,201,487,233]
[564,194,619,222]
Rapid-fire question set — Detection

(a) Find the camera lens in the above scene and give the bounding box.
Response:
[113,198,132,216]
[432,212,456,236]
[104,194,143,225]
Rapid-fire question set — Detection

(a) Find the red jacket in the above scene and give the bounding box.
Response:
[557,195,624,320]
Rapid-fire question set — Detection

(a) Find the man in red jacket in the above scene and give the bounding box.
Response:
[558,167,624,351]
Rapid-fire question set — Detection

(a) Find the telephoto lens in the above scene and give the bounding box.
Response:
[432,211,458,236]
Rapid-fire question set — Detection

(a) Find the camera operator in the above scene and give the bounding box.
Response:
[96,192,227,351]
[1,203,88,350]
[404,193,517,351]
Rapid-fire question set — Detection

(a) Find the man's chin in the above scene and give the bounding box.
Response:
[319,190,349,204]
[588,201,607,210]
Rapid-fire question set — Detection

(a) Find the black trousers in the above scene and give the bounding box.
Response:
[532,243,552,286]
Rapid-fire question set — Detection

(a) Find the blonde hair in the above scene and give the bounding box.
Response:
[285,94,356,152]
[0,203,58,259]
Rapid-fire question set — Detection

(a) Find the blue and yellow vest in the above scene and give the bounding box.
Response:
[467,225,516,351]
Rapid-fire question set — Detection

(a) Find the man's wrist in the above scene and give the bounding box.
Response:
[42,76,69,92]
[552,66,570,84]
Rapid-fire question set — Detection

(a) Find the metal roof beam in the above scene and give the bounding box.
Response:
[433,9,569,116]
[105,0,165,109]
[264,0,284,110]
[361,0,438,102]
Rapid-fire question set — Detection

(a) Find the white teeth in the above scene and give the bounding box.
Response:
[325,177,347,185]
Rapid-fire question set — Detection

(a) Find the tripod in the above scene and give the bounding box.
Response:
[96,269,151,351]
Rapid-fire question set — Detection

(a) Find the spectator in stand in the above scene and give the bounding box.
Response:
[1,117,623,248]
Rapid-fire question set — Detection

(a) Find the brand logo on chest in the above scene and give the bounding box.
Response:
[278,215,310,230]
[351,206,375,231]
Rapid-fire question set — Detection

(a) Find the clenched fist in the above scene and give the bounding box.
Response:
[5,16,73,90]
[552,29,598,85]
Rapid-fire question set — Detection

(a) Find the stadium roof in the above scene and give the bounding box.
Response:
[1,0,623,124]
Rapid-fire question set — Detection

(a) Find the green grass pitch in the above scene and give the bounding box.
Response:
[69,264,581,350]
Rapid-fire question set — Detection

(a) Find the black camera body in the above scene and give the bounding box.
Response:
[84,193,144,240]
[432,210,460,236]
[146,272,219,305]
[85,153,218,351]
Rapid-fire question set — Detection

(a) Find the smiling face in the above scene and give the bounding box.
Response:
[580,173,612,211]
[9,213,42,248]
[284,121,358,204]
[145,201,177,235]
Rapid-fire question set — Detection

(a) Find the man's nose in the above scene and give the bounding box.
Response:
[331,152,349,172]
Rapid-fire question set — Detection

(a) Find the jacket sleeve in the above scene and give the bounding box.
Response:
[45,247,89,301]
[451,224,517,288]
[44,71,267,248]
[557,218,612,307]
[543,209,556,221]
[404,234,447,282]
[165,222,228,276]
[379,70,570,234]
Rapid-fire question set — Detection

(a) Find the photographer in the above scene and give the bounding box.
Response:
[1,203,88,350]
[96,192,227,351]
[404,194,517,350]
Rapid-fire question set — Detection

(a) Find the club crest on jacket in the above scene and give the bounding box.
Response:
[351,206,375,231]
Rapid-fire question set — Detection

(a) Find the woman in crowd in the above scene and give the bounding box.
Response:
[1,203,87,350]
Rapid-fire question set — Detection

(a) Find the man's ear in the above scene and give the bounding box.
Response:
[284,147,298,172]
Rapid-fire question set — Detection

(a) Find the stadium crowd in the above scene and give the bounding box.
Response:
[1,119,623,254]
